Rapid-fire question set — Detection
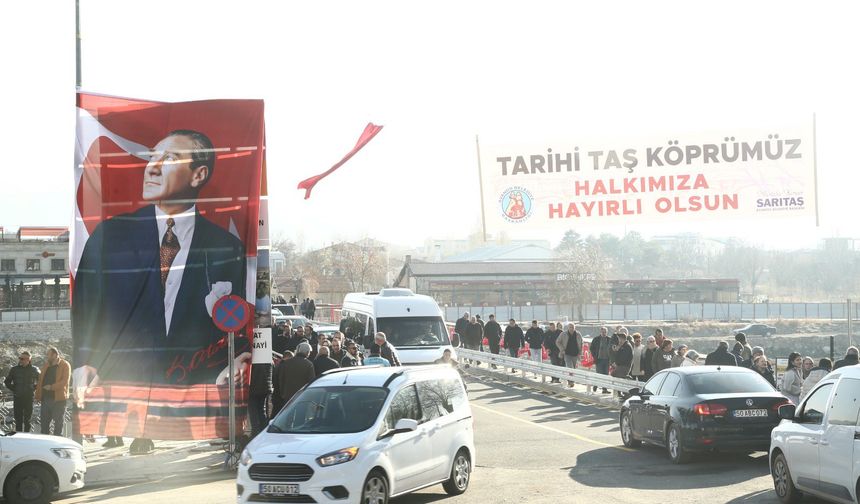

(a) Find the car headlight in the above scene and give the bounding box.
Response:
[316,447,359,467]
[51,448,81,459]
[240,448,253,466]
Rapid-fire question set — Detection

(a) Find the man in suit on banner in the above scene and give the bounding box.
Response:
[72,129,246,386]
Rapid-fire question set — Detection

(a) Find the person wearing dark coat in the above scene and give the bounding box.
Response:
[705,341,738,366]
[834,347,860,370]
[525,320,545,361]
[454,313,470,345]
[483,315,502,356]
[642,336,658,380]
[4,351,40,432]
[341,341,362,367]
[313,346,340,377]
[464,317,484,352]
[273,342,315,415]
[503,319,525,358]
[544,323,562,382]
[249,361,273,437]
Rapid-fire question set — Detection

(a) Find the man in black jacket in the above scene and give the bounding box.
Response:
[273,342,315,414]
[503,319,525,372]
[705,341,738,366]
[834,346,860,369]
[313,346,340,377]
[544,323,562,382]
[525,320,545,364]
[4,351,40,432]
[484,314,502,358]
[454,312,470,345]
[248,361,272,437]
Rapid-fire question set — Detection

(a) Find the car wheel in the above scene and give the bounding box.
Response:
[4,465,54,504]
[620,410,641,448]
[442,449,471,495]
[361,470,388,504]
[667,423,690,464]
[771,452,802,503]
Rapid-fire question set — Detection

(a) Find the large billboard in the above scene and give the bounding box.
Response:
[71,93,265,440]
[479,123,816,232]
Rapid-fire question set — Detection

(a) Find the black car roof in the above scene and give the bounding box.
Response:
[655,365,756,376]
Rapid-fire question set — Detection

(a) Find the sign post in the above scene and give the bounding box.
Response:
[212,294,251,468]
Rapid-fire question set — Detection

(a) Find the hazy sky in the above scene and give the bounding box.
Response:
[3,1,859,251]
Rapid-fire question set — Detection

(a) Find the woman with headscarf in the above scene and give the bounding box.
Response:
[781,352,803,404]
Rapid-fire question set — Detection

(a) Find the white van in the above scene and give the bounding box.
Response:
[339,288,455,364]
[237,365,475,504]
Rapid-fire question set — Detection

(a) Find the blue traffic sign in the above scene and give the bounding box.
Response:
[212,295,251,332]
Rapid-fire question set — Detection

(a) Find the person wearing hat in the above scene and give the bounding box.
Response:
[671,344,688,367]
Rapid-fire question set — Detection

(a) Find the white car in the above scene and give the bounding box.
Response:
[770,365,860,503]
[237,365,475,504]
[1,432,86,504]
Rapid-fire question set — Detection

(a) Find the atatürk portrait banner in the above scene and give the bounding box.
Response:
[71,92,265,440]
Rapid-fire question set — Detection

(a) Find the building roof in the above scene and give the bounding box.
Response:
[444,243,554,262]
[407,261,556,277]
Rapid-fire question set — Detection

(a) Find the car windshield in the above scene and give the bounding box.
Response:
[271,386,388,434]
[687,372,775,394]
[376,316,450,347]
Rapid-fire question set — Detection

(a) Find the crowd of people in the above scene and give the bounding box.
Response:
[450,311,856,405]
[250,319,459,437]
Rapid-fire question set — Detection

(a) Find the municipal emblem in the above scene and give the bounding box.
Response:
[499,186,534,223]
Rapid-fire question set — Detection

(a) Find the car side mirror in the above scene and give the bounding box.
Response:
[393,418,418,433]
[778,404,797,421]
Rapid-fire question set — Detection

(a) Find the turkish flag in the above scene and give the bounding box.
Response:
[297,122,383,199]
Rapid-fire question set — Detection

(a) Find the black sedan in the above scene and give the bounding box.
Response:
[734,323,778,336]
[619,366,790,464]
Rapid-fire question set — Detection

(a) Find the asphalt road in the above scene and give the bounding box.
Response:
[56,375,826,504]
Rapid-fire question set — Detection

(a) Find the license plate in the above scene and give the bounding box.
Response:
[259,483,300,496]
[733,409,768,418]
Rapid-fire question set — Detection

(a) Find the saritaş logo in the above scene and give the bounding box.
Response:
[499,186,534,223]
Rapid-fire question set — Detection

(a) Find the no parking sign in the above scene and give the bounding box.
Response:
[212,295,251,333]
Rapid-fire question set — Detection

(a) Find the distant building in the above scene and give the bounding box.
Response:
[0,226,70,308]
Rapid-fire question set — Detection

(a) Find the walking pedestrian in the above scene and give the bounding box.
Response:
[4,351,40,432]
[544,322,562,382]
[591,326,612,393]
[525,320,544,365]
[556,323,583,387]
[484,314,502,367]
[35,347,71,436]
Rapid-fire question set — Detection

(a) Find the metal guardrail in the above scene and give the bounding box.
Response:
[455,348,639,394]
[1,392,73,437]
